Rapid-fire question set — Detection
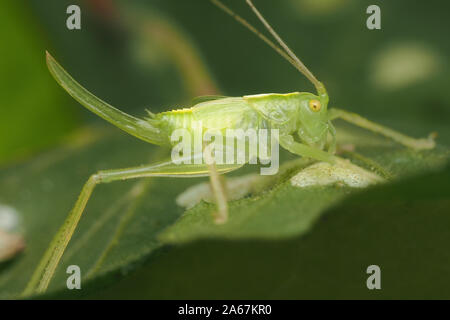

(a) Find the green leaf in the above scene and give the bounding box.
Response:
[159,125,448,244]
[89,164,450,299]
[0,121,447,299]
[0,127,191,298]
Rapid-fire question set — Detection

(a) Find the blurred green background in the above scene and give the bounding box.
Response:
[2,0,449,165]
[0,0,449,299]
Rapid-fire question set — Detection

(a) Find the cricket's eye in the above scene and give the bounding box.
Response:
[309,99,321,112]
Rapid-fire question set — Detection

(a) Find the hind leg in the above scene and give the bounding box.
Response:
[23,157,243,296]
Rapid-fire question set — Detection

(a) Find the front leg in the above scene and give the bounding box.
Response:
[279,135,335,163]
[328,108,435,150]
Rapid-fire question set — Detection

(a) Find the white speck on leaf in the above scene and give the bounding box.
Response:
[291,159,384,188]
[0,204,25,262]
[0,204,21,232]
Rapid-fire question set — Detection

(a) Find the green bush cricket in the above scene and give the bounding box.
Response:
[24,0,435,295]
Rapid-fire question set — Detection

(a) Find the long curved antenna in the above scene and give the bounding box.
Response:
[210,0,326,95]
[210,0,297,71]
[246,0,325,94]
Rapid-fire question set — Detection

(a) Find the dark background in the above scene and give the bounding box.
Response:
[2,0,449,164]
[0,0,449,299]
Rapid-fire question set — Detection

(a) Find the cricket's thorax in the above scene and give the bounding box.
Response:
[245,91,330,148]
[243,92,300,133]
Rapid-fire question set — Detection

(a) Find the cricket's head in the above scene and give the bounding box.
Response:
[296,90,329,149]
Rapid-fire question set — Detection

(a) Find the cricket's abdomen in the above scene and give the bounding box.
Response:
[156,97,269,144]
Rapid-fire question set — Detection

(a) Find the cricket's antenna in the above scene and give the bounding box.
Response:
[210,0,326,95]
[245,0,325,94]
[210,1,297,70]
